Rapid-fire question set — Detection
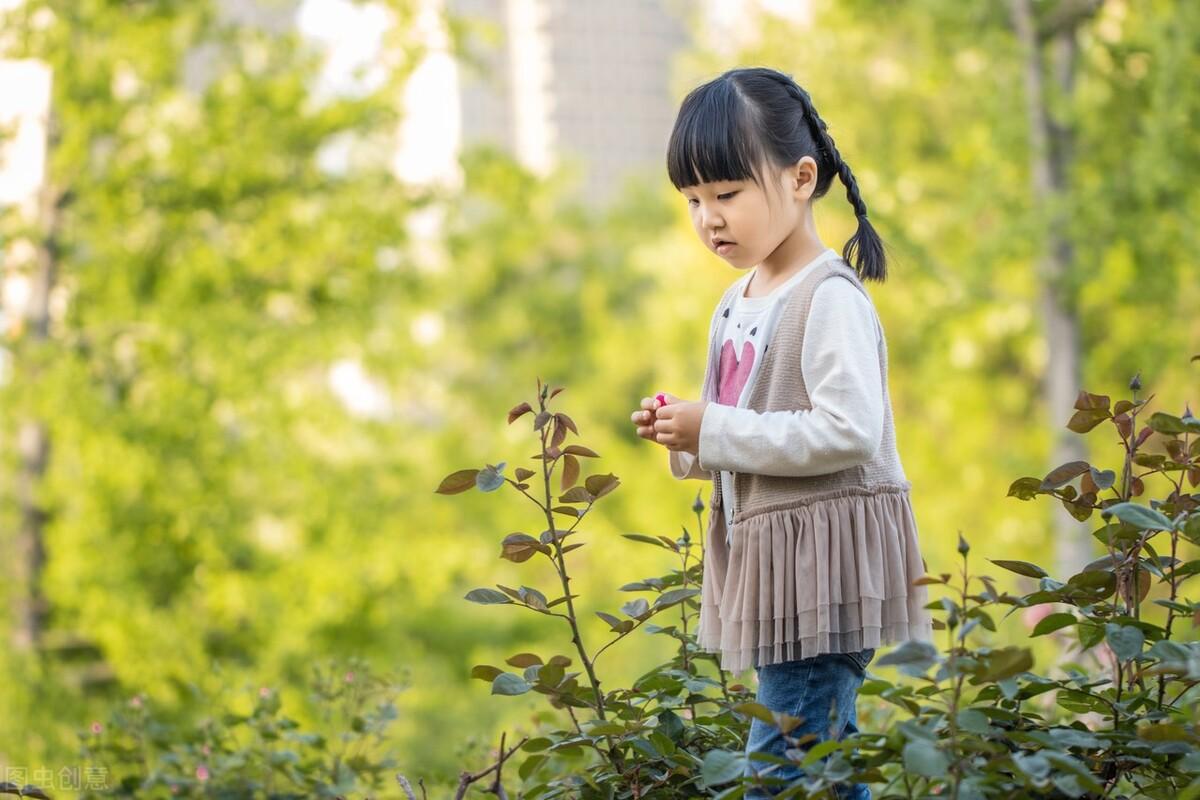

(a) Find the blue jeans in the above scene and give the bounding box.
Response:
[743,647,875,799]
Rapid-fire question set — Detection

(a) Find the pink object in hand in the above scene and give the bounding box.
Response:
[655,393,669,408]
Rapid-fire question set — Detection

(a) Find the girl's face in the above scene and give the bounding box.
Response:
[681,157,816,270]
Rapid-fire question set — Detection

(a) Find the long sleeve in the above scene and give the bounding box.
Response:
[696,278,885,477]
[669,448,712,481]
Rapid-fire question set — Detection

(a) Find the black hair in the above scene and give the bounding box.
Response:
[666,66,887,282]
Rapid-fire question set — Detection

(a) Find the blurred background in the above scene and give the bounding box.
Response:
[0,0,1196,791]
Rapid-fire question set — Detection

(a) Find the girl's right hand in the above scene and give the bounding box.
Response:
[631,396,660,442]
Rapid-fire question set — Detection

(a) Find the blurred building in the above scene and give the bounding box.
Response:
[437,0,691,204]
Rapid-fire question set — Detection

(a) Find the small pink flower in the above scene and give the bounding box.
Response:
[91,721,103,734]
[130,695,143,709]
[196,764,209,782]
[344,671,355,683]
[201,744,211,756]
[170,786,180,795]
[258,686,270,698]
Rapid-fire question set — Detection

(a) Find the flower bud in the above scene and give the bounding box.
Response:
[1128,372,1142,392]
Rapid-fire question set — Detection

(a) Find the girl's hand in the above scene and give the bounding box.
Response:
[652,392,707,456]
[630,395,660,442]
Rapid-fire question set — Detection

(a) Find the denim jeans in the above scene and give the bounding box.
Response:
[742,647,875,799]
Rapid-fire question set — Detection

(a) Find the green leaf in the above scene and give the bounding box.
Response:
[975,646,1033,683]
[902,740,949,777]
[491,673,531,696]
[988,559,1049,578]
[518,586,548,611]
[874,640,939,674]
[1007,477,1043,500]
[1102,502,1173,531]
[470,664,503,682]
[595,611,622,629]
[1013,752,1051,781]
[476,463,506,492]
[955,709,991,734]
[464,588,511,605]
[1089,467,1116,490]
[1032,612,1077,637]
[518,753,546,780]
[622,533,669,548]
[1105,623,1144,660]
[1148,412,1186,434]
[1077,621,1105,650]
[620,598,650,618]
[653,587,700,609]
[700,750,744,787]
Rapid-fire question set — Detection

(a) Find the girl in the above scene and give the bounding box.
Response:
[630,67,934,799]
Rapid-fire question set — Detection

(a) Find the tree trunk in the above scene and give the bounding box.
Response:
[1009,0,1103,578]
[11,111,61,653]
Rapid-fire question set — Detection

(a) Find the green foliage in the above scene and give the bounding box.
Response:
[76,658,405,798]
[432,371,1200,798]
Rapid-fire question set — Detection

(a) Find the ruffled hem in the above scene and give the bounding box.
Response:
[698,483,935,674]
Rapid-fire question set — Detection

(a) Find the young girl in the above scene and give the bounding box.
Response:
[630,67,934,799]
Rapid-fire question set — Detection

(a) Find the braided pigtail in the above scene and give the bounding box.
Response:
[785,82,888,282]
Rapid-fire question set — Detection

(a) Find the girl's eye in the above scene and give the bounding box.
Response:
[687,191,737,206]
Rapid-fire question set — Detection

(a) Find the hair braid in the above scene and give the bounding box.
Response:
[770,74,887,281]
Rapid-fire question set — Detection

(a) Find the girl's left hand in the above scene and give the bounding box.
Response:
[652,392,708,456]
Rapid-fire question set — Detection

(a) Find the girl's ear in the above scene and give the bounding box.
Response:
[793,157,818,198]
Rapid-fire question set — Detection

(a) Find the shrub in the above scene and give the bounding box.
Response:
[431,370,1200,799]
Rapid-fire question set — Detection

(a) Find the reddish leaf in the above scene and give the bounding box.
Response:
[551,417,567,449]
[1041,461,1090,490]
[508,402,533,424]
[471,664,503,682]
[1067,408,1109,433]
[561,454,580,492]
[1074,391,1111,411]
[559,487,593,504]
[506,653,543,668]
[436,469,479,494]
[585,473,620,500]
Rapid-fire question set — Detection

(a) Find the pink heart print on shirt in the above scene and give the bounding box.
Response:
[717,339,755,405]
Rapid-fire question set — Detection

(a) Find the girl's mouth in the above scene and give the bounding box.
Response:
[715,241,736,253]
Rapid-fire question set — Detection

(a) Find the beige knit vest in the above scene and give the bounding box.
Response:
[703,257,911,523]
[693,255,934,672]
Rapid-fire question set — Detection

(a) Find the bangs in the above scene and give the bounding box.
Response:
[666,81,768,191]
